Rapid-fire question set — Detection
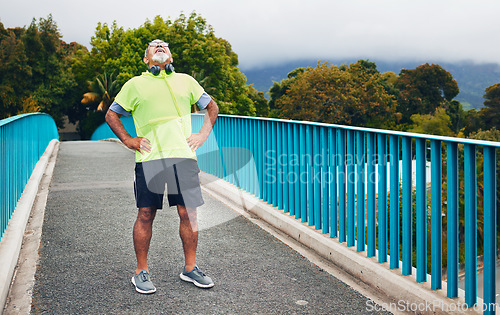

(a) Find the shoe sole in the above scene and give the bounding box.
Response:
[131,276,157,294]
[179,273,215,288]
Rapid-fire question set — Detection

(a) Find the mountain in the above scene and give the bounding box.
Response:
[241,59,500,110]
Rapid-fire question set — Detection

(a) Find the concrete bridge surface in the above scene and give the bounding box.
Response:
[4,141,391,314]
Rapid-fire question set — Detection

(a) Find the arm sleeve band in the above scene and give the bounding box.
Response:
[196,92,212,110]
[109,101,130,117]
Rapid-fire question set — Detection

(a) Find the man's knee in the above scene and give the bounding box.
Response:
[177,205,196,221]
[137,206,157,223]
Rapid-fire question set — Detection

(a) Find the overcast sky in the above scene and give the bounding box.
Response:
[1,0,499,70]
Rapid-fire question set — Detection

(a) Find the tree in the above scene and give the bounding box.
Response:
[0,22,31,117]
[446,100,466,134]
[268,67,307,117]
[77,72,120,139]
[84,13,257,117]
[247,84,269,117]
[479,83,500,130]
[0,16,80,127]
[408,107,454,136]
[275,61,396,128]
[396,63,459,124]
[460,108,481,136]
[81,72,120,112]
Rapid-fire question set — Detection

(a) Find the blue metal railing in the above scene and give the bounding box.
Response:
[91,113,498,312]
[0,113,59,240]
[192,114,499,313]
[90,116,137,140]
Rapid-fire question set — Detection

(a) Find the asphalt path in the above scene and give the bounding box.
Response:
[30,141,391,314]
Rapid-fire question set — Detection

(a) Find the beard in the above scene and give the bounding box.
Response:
[151,52,169,64]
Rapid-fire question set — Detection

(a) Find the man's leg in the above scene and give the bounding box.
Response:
[134,206,157,275]
[177,205,198,272]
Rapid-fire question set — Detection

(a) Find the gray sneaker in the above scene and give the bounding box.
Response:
[131,270,156,294]
[179,266,214,288]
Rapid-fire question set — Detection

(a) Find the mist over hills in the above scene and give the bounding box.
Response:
[242,59,500,110]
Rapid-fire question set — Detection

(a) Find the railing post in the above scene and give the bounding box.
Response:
[287,123,294,216]
[300,124,307,222]
[366,133,376,257]
[338,129,346,243]
[277,121,283,209]
[356,131,365,252]
[329,128,337,237]
[483,146,497,314]
[263,120,270,203]
[307,125,314,226]
[243,119,250,193]
[313,126,321,229]
[390,135,400,269]
[250,119,256,196]
[282,122,289,213]
[271,121,277,207]
[295,124,301,220]
[221,117,228,180]
[321,127,329,234]
[402,136,412,275]
[464,143,477,307]
[347,130,355,247]
[416,138,427,283]
[431,140,442,290]
[229,118,236,185]
[378,134,387,263]
[446,142,459,298]
[257,119,264,199]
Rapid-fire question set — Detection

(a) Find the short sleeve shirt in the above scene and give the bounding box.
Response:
[114,70,205,162]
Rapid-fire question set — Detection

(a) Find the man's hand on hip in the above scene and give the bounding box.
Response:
[187,133,207,151]
[123,137,151,154]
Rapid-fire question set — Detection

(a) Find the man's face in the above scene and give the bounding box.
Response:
[144,39,172,65]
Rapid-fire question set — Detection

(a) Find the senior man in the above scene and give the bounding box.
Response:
[105,39,219,294]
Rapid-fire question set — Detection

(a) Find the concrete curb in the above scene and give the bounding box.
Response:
[200,172,483,315]
[0,139,59,314]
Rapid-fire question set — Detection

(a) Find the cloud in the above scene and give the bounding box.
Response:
[1,0,499,69]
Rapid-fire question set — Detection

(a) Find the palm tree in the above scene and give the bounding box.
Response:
[81,72,120,112]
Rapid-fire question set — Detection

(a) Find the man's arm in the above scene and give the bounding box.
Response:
[187,99,219,151]
[105,109,150,154]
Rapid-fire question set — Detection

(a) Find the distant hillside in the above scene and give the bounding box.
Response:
[242,59,500,110]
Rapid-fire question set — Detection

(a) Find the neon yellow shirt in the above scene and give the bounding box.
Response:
[115,70,204,162]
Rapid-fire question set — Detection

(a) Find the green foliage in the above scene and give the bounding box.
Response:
[479,83,500,130]
[81,72,120,112]
[274,60,397,129]
[0,16,82,127]
[0,12,261,137]
[83,13,256,117]
[268,67,307,117]
[2,13,499,142]
[461,108,482,136]
[396,63,459,124]
[446,100,465,134]
[408,107,454,136]
[247,84,269,117]
[0,23,30,116]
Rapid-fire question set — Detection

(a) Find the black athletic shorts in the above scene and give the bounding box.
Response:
[134,158,204,209]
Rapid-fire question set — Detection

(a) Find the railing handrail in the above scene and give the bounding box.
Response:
[0,112,52,127]
[192,113,500,148]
